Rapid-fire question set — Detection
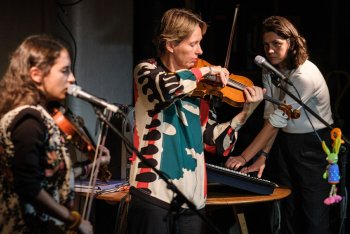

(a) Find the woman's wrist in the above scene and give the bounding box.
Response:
[231,111,248,128]
[66,210,82,230]
[240,155,247,165]
[199,66,212,77]
[259,150,269,159]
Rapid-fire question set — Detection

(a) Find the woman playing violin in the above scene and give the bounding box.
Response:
[0,35,109,234]
[128,8,264,234]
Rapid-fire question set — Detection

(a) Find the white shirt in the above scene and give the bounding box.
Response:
[263,60,334,133]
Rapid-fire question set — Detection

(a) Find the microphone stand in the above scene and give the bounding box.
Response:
[271,75,349,234]
[92,107,222,234]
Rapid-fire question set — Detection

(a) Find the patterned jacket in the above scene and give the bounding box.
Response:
[130,59,242,209]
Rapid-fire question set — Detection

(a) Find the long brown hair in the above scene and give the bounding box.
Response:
[153,8,207,56]
[0,35,68,117]
[262,16,309,69]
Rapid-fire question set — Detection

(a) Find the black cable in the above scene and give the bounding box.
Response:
[271,74,349,234]
[55,0,82,74]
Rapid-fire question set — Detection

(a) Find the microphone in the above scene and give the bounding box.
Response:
[254,55,293,85]
[67,84,119,113]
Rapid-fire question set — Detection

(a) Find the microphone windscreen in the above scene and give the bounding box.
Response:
[254,55,265,65]
[67,84,81,96]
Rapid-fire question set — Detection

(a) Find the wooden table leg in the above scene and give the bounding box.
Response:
[233,206,249,234]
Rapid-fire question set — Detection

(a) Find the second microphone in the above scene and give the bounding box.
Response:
[67,84,119,113]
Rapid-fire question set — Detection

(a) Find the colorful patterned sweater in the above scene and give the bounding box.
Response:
[130,59,242,209]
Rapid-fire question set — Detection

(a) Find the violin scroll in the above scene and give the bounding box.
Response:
[278,103,301,119]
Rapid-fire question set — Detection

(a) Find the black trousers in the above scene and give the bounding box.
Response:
[127,187,205,234]
[275,129,332,234]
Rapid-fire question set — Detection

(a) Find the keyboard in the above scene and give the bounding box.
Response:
[206,163,278,195]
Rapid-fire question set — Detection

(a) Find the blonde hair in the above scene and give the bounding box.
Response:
[0,34,68,117]
[153,8,207,56]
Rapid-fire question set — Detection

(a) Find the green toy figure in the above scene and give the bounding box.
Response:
[322,128,343,205]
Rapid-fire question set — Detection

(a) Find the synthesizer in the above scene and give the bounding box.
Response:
[206,163,278,195]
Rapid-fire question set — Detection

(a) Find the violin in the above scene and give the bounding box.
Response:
[193,58,301,120]
[49,105,112,181]
[190,5,299,119]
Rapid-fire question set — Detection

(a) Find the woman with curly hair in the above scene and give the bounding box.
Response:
[0,35,109,234]
[225,16,334,234]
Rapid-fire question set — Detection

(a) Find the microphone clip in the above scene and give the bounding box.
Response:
[270,74,283,87]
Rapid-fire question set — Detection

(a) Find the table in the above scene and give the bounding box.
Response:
[207,184,291,205]
[83,185,291,234]
[206,184,291,233]
[92,190,129,203]
[90,186,290,204]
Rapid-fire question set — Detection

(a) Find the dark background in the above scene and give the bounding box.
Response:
[0,0,349,233]
[135,0,350,73]
[134,1,350,233]
[134,0,350,141]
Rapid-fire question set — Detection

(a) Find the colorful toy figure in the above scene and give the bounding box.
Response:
[322,128,343,205]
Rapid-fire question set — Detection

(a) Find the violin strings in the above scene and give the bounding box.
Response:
[226,77,285,107]
[228,79,246,91]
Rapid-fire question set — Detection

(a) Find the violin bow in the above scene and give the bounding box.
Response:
[224,4,240,69]
[81,109,112,220]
